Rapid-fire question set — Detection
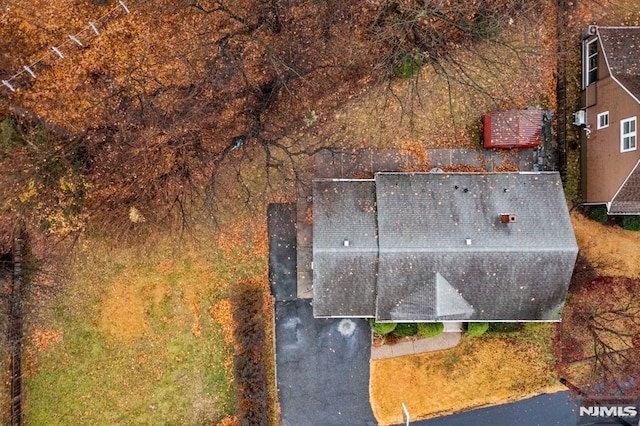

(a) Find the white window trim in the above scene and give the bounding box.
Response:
[584,38,598,87]
[621,116,637,152]
[597,111,609,129]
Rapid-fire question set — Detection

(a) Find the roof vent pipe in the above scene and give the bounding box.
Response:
[343,239,350,247]
[465,238,472,245]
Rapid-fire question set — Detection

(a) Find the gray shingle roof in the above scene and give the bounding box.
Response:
[598,27,640,102]
[375,173,572,251]
[312,172,578,321]
[610,160,640,214]
[312,180,378,317]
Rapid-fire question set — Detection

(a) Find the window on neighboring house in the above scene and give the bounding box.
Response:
[597,111,609,129]
[585,39,598,86]
[621,117,637,152]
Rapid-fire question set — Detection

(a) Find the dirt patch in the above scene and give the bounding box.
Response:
[373,332,423,348]
[370,330,563,425]
[98,280,149,339]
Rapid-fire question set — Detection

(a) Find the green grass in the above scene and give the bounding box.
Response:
[22,236,248,425]
[26,333,232,425]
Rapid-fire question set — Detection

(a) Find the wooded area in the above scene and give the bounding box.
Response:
[3,0,640,424]
[0,0,556,237]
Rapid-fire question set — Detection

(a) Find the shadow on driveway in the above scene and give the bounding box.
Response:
[275,299,376,426]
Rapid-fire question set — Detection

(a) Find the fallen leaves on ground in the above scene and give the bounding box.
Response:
[370,329,563,425]
[571,212,640,277]
[30,329,63,351]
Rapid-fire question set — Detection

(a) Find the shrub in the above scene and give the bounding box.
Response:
[392,323,418,337]
[417,322,444,338]
[588,206,608,223]
[232,285,269,426]
[466,322,489,336]
[369,319,397,335]
[621,215,640,231]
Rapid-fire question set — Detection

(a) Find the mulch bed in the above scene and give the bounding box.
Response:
[372,332,424,348]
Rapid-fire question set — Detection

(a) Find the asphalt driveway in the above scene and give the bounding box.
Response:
[275,299,376,426]
[407,391,577,426]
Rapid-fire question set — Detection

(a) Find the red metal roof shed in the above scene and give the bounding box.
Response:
[483,109,544,149]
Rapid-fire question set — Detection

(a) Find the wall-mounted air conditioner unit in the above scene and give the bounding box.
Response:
[573,110,587,126]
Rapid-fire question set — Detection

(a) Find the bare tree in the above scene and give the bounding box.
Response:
[0,0,556,236]
[557,276,640,399]
[0,1,377,235]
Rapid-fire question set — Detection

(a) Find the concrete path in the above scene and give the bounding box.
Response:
[275,299,376,426]
[371,332,462,360]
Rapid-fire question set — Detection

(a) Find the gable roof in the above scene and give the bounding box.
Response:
[610,159,640,214]
[313,172,578,322]
[312,179,378,317]
[597,27,640,104]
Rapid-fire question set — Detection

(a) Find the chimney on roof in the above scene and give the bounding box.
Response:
[500,214,517,224]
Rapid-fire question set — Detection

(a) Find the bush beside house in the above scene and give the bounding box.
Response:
[370,321,445,339]
[393,323,418,336]
[369,319,397,335]
[417,322,444,338]
[465,322,489,336]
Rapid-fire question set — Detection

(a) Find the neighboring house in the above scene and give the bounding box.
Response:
[312,172,578,322]
[579,26,640,214]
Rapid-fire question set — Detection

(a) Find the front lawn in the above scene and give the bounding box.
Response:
[370,325,562,425]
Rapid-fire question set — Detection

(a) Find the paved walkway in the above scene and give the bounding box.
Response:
[372,322,464,359]
[371,332,462,360]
